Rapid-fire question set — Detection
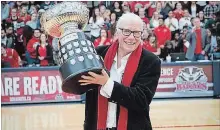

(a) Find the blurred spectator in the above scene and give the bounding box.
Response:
[99,4,106,17]
[188,1,201,18]
[36,33,53,66]
[2,28,14,49]
[150,11,160,29]
[1,43,21,68]
[155,2,166,19]
[19,5,31,24]
[154,18,171,49]
[138,8,150,26]
[205,12,217,29]
[203,1,218,19]
[129,1,149,14]
[147,1,157,18]
[109,12,117,38]
[40,1,54,10]
[26,29,41,65]
[162,2,176,15]
[122,2,131,14]
[185,18,209,61]
[198,11,206,28]
[180,1,190,10]
[26,13,39,29]
[206,28,218,58]
[179,9,192,30]
[160,41,175,61]
[111,2,123,20]
[171,32,184,52]
[1,2,10,21]
[173,3,184,21]
[89,7,104,42]
[164,11,179,39]
[142,33,161,56]
[94,28,111,47]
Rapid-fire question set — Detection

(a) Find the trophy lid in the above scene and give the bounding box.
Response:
[41,2,89,38]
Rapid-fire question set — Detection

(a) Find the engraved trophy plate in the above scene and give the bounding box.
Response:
[41,2,105,94]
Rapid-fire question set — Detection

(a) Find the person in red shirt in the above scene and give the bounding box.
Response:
[1,44,21,68]
[36,33,53,66]
[143,33,161,56]
[173,3,184,21]
[185,18,209,61]
[18,5,31,24]
[94,28,111,47]
[25,29,41,65]
[154,18,171,50]
[138,8,150,26]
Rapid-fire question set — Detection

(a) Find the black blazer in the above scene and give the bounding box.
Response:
[84,45,161,130]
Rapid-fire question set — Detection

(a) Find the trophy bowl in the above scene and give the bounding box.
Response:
[41,2,105,95]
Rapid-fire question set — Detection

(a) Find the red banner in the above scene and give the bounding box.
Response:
[1,64,214,104]
[155,64,214,98]
[1,70,81,104]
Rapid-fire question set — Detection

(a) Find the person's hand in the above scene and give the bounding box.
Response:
[39,56,44,60]
[79,69,109,86]
[160,45,165,49]
[201,50,205,55]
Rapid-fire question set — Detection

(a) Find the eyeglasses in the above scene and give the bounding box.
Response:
[119,28,142,38]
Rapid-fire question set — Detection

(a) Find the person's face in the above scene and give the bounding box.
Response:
[176,3,182,10]
[40,34,47,43]
[154,12,159,19]
[114,2,120,9]
[157,3,162,9]
[94,8,100,16]
[118,20,143,53]
[31,13,37,21]
[142,29,149,39]
[1,30,6,38]
[21,6,27,14]
[111,13,116,21]
[100,6,106,14]
[194,19,201,28]
[16,2,22,6]
[11,9,17,17]
[34,30,41,38]
[139,8,145,16]
[6,27,13,34]
[175,33,179,39]
[159,19,164,26]
[100,30,107,38]
[199,11,204,18]
[191,1,196,4]
[1,47,6,55]
[149,35,156,43]
[184,10,189,17]
[207,29,211,36]
[168,11,173,18]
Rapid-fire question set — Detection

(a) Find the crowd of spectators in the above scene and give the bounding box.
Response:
[1,1,220,68]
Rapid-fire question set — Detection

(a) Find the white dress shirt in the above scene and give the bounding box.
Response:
[179,17,192,30]
[164,17,179,31]
[100,53,131,128]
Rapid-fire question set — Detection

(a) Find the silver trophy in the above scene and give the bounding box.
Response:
[41,2,105,94]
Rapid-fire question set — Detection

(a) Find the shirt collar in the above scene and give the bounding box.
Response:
[114,52,132,63]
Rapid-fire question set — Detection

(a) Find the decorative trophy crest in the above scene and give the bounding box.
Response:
[41,2,105,94]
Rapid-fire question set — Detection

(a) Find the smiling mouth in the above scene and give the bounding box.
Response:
[124,41,135,45]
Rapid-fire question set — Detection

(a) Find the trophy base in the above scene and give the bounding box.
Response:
[61,69,102,95]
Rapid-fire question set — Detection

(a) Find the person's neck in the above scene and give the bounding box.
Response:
[139,15,145,18]
[169,16,172,19]
[117,48,130,59]
[196,26,200,30]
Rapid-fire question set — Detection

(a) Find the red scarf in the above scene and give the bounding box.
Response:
[97,42,142,130]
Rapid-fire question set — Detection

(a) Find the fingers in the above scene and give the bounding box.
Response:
[88,71,100,78]
[80,82,91,86]
[102,69,108,76]
[81,75,94,80]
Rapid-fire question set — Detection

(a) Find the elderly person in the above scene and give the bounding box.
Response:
[79,13,161,130]
[185,18,210,61]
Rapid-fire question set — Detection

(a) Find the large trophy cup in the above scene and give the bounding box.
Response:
[41,2,105,94]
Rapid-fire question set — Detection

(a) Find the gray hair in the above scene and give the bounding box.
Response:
[116,13,144,31]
